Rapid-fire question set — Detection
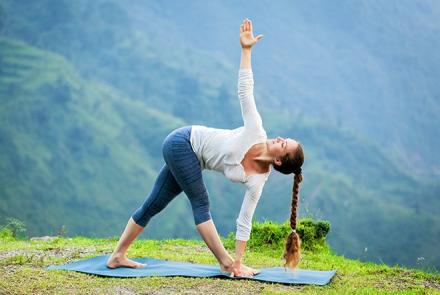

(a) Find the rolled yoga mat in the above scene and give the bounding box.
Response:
[47,255,337,286]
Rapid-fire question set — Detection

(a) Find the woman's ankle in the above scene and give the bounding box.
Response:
[110,252,126,259]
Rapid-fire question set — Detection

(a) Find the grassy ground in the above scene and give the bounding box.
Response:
[0,235,439,294]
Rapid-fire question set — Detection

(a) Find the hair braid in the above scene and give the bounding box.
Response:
[290,173,302,229]
[283,173,303,270]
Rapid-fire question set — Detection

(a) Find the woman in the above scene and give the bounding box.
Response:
[106,18,304,277]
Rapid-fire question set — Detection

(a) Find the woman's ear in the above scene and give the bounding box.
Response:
[274,157,282,166]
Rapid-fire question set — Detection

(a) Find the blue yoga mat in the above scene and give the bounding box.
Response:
[47,255,336,285]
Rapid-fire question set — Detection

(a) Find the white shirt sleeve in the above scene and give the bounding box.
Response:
[237,69,264,132]
[235,175,267,241]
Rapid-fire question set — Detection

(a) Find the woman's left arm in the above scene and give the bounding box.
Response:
[238,19,265,132]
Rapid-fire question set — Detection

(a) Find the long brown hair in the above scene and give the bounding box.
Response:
[283,172,303,270]
[273,143,304,270]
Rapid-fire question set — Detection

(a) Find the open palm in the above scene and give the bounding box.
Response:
[240,18,263,48]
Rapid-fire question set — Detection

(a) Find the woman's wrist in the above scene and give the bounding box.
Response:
[220,254,234,268]
[239,48,252,69]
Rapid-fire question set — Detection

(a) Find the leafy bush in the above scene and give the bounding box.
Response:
[0,217,27,240]
[0,227,15,242]
[225,218,330,253]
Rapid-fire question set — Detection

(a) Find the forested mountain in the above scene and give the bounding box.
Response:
[0,0,439,271]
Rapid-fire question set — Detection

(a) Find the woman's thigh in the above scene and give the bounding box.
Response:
[162,126,212,225]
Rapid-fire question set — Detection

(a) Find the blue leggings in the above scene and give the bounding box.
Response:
[132,126,212,227]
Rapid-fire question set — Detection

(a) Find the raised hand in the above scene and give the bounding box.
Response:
[240,18,263,49]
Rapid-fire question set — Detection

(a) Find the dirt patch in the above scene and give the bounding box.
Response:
[424,278,440,290]
[0,246,98,267]
[0,264,22,273]
[373,269,440,291]
[375,277,416,291]
[30,236,59,242]
[133,277,304,295]
[44,246,97,260]
[111,286,138,295]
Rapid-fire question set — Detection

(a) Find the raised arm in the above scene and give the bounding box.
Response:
[238,19,265,132]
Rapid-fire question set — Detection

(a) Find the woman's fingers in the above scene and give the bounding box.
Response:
[255,34,263,42]
[241,270,254,277]
[240,24,244,33]
[242,18,248,31]
[249,19,253,32]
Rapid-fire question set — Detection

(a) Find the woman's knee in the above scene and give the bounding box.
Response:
[193,207,212,225]
[191,194,211,225]
[131,210,150,227]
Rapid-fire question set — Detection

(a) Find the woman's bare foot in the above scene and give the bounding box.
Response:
[106,255,147,269]
[241,264,260,275]
[220,261,259,277]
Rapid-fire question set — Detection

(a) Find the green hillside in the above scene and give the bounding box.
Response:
[3,0,439,177]
[0,36,187,236]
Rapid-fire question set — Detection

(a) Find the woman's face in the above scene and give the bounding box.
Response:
[267,137,299,160]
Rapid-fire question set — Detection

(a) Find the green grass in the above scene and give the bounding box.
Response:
[1,234,439,294]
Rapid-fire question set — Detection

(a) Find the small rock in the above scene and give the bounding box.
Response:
[30,236,58,242]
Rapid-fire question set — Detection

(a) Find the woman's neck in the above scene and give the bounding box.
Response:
[254,141,274,164]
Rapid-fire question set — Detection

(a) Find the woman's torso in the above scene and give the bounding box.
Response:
[189,124,269,183]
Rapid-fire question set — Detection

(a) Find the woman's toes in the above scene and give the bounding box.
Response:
[106,256,147,269]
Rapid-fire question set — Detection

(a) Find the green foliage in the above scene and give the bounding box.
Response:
[0,217,27,240]
[296,218,330,251]
[226,218,331,253]
[0,227,14,242]
[247,220,291,249]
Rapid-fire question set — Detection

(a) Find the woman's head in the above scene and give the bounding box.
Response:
[270,137,304,175]
[268,136,304,270]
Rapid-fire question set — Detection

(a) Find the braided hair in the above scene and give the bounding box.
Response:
[273,143,304,270]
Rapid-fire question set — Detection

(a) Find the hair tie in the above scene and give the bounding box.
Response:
[293,167,302,175]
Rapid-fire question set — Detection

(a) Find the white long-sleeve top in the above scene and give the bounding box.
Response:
[190,68,271,241]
